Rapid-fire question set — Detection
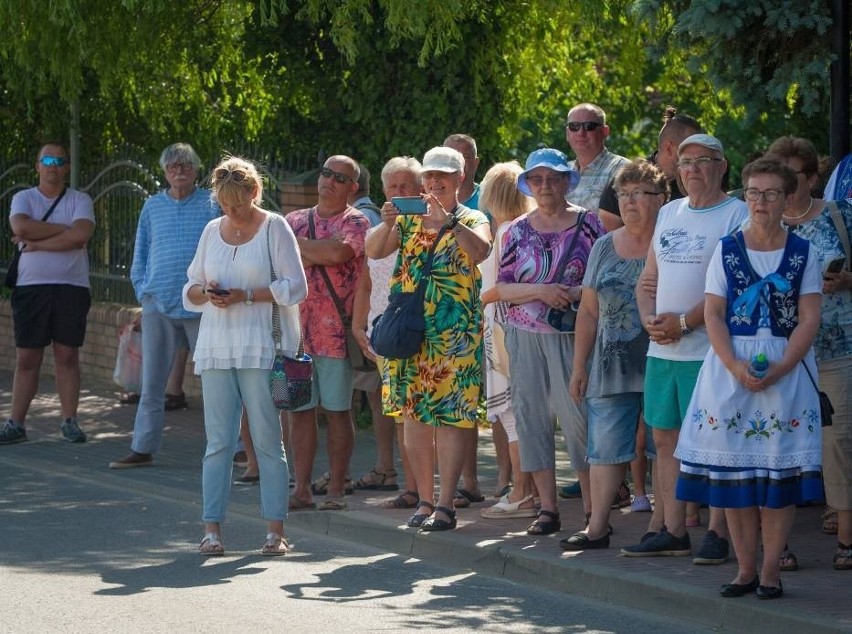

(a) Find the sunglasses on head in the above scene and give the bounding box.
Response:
[40,156,67,167]
[214,167,247,182]
[320,167,353,184]
[566,121,603,133]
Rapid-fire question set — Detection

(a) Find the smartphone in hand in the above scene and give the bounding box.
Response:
[391,196,427,214]
[209,288,230,296]
[824,257,845,279]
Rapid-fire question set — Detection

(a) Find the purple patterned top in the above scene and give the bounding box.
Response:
[497,212,604,333]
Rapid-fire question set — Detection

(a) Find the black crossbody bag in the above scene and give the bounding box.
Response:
[5,187,67,289]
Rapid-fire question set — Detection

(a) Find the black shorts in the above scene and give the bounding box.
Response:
[12,284,91,348]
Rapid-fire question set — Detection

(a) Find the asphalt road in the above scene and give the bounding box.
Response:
[0,459,712,634]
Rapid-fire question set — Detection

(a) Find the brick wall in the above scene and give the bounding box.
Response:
[280,181,318,215]
[0,299,202,397]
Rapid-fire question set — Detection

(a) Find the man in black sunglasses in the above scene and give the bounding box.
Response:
[2,143,95,446]
[565,103,628,233]
[286,155,370,511]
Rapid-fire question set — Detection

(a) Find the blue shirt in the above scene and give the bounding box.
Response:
[131,187,219,318]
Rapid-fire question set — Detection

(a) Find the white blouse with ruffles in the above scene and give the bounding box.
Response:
[183,212,308,372]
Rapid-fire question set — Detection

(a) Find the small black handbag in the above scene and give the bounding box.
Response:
[370,223,450,360]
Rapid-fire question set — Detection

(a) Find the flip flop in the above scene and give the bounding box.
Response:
[453,489,485,508]
[288,497,316,511]
[200,532,224,556]
[261,533,291,556]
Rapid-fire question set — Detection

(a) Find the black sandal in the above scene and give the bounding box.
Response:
[164,392,188,411]
[527,509,561,535]
[406,500,435,528]
[420,505,457,532]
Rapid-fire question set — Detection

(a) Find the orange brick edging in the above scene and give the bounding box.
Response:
[0,299,202,397]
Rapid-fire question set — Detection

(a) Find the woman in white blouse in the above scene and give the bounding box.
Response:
[183,157,307,556]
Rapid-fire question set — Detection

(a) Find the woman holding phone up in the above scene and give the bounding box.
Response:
[365,146,491,532]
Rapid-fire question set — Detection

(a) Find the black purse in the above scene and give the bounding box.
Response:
[370,223,450,360]
[734,232,833,426]
[5,188,67,289]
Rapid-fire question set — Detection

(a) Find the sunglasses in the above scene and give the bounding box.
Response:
[39,156,67,167]
[167,162,194,172]
[320,167,353,184]
[214,167,247,182]
[566,121,603,133]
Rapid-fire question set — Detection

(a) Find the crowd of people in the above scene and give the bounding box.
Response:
[3,104,852,594]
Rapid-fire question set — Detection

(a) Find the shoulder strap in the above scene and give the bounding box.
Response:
[826,201,851,271]
[307,208,350,324]
[552,212,586,281]
[268,219,304,356]
[41,187,68,222]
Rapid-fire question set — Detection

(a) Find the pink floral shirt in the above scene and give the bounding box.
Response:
[286,206,369,358]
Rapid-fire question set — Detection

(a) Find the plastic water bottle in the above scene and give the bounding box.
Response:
[748,352,769,378]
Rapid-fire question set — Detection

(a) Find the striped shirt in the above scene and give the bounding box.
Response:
[567,148,628,213]
[131,187,219,318]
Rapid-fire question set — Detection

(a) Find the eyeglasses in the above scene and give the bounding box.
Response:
[320,167,354,184]
[525,174,566,187]
[744,188,784,202]
[677,156,722,170]
[39,156,67,167]
[566,121,603,133]
[167,162,194,172]
[214,167,247,182]
[617,190,664,201]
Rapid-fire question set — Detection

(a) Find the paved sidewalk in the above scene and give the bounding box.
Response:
[1,370,850,633]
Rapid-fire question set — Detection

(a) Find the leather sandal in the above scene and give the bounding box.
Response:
[406,501,435,528]
[354,468,399,491]
[420,505,457,532]
[834,542,852,570]
[380,490,419,509]
[526,509,561,536]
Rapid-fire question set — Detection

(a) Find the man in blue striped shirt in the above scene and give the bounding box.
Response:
[109,143,218,469]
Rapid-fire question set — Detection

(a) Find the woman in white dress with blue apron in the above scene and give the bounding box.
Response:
[675,159,823,600]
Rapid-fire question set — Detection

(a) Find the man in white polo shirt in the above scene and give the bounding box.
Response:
[622,134,748,563]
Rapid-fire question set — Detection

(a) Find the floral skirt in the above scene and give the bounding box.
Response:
[675,332,824,509]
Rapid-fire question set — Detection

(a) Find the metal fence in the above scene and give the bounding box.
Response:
[1,147,318,303]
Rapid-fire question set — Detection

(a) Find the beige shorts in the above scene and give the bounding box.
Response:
[820,356,852,510]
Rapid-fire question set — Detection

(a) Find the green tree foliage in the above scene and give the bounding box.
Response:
[633,0,832,117]
[0,0,836,189]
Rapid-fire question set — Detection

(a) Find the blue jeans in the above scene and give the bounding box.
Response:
[201,368,289,522]
[131,301,199,454]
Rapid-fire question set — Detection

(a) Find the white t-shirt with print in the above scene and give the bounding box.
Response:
[648,196,749,361]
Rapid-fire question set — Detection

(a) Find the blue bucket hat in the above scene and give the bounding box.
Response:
[517,148,580,196]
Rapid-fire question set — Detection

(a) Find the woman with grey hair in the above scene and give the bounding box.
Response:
[352,156,423,508]
[183,156,307,556]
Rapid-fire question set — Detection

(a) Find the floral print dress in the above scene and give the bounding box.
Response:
[383,206,489,428]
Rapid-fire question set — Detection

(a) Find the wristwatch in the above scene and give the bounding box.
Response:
[443,214,460,231]
[244,288,254,306]
[679,313,692,336]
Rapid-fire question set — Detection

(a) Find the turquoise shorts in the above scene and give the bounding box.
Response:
[295,355,354,412]
[643,357,703,430]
